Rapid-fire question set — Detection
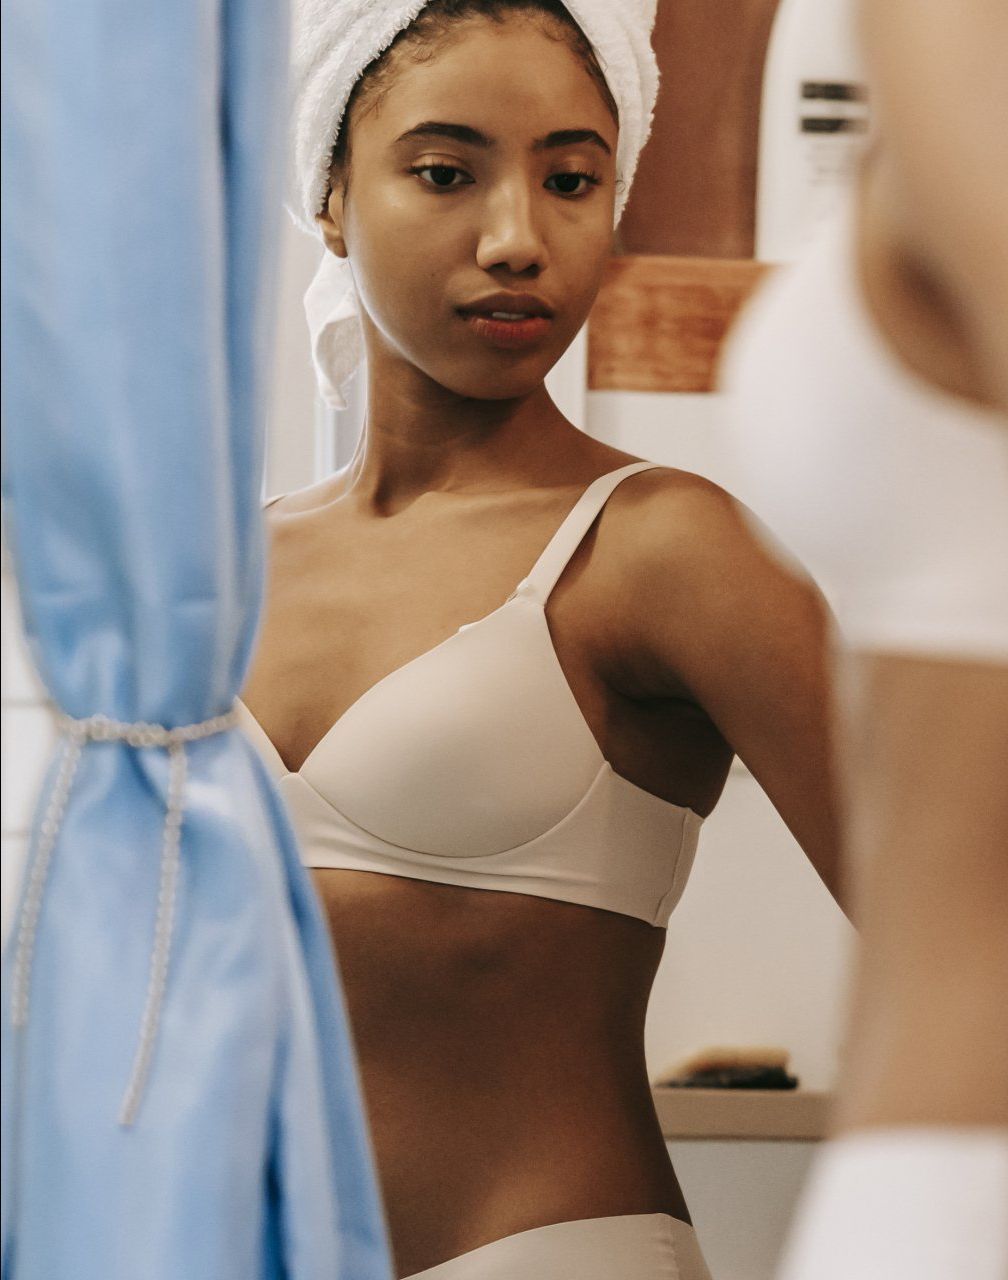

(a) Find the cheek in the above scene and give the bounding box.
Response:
[351,188,460,307]
[347,182,613,371]
[548,234,611,333]
[351,230,453,343]
[361,266,456,368]
[567,217,614,286]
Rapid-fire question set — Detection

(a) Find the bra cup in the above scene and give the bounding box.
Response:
[722,203,1008,658]
[300,599,605,857]
[281,762,703,926]
[242,461,708,924]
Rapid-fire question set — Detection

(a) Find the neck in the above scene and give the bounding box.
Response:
[341,365,585,513]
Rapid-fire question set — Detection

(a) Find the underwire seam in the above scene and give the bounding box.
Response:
[9,706,238,1126]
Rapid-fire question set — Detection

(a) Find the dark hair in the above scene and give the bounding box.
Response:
[325,0,619,201]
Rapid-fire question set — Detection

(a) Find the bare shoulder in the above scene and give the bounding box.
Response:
[627,463,824,609]
[596,464,830,692]
[604,463,772,577]
[601,465,843,901]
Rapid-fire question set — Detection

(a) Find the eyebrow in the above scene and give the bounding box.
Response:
[393,121,612,156]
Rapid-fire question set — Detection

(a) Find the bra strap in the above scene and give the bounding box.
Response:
[519,461,663,604]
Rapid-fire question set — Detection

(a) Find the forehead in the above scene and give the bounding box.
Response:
[361,17,617,145]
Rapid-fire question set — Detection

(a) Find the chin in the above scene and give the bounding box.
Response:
[432,361,551,403]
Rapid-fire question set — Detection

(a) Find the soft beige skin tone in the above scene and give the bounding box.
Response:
[825,3,1008,1136]
[857,0,1008,413]
[832,655,1008,1134]
[243,15,843,1277]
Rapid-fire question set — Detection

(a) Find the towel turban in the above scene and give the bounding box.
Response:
[290,0,660,407]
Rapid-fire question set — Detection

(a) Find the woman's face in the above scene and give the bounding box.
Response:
[318,15,619,401]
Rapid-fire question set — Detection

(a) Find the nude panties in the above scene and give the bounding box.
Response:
[401,1213,713,1280]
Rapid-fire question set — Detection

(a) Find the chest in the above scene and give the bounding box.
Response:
[243,499,608,766]
[241,500,729,811]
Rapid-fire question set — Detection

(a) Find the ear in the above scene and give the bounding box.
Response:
[316,185,348,258]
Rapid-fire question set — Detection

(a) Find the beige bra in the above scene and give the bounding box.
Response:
[237,462,703,927]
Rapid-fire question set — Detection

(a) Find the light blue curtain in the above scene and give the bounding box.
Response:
[0,2,393,1277]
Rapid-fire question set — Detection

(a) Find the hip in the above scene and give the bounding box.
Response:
[402,1213,712,1280]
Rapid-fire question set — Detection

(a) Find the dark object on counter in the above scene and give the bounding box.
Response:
[653,1046,800,1090]
[664,1064,798,1090]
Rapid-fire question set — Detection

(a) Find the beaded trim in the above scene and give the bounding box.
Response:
[10,708,239,1126]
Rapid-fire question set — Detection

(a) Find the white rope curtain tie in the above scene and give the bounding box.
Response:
[10,707,240,1126]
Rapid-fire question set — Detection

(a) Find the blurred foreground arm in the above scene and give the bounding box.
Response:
[857,0,1008,411]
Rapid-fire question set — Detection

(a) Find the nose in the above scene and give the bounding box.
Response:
[474,179,548,277]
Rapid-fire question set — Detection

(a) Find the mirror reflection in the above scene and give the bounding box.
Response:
[237,4,847,1278]
[7,0,1004,1277]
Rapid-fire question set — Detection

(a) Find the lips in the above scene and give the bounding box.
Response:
[455,291,555,350]
[460,312,553,350]
[457,291,555,320]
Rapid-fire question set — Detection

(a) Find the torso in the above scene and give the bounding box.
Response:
[241,440,734,1277]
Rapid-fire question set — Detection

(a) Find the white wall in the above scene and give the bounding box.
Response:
[672,1139,819,1280]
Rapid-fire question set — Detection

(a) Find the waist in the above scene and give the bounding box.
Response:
[375,1082,689,1275]
[312,867,664,1045]
[311,869,687,1268]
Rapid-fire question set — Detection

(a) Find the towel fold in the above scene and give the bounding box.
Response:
[303,250,362,409]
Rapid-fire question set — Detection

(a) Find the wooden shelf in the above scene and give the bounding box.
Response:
[653,1087,832,1142]
[588,255,771,394]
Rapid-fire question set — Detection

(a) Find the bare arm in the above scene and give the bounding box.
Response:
[617,475,848,915]
[856,0,1008,412]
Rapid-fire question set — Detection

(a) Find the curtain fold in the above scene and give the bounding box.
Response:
[0,2,392,1276]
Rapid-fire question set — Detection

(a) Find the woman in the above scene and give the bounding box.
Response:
[238,3,843,1277]
[720,3,1008,1277]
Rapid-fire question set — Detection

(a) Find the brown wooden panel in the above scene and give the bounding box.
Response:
[588,255,772,393]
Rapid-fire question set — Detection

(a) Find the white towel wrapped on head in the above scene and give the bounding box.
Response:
[290,0,660,407]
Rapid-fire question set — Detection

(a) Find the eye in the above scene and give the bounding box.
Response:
[409,163,473,190]
[545,169,602,197]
